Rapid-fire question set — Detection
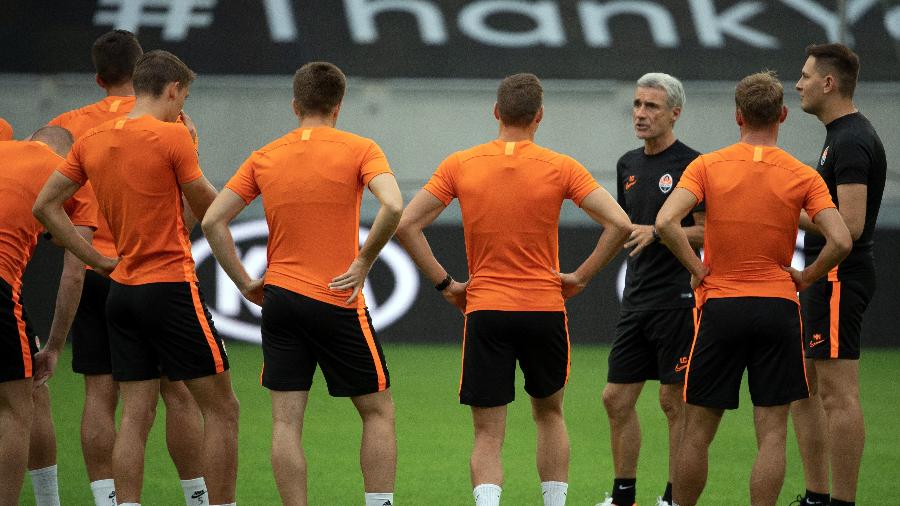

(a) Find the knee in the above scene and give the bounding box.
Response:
[122,403,157,430]
[531,402,564,425]
[659,394,682,422]
[160,383,195,411]
[602,388,632,420]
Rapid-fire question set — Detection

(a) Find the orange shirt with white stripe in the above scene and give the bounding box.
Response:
[56,115,202,285]
[49,96,136,259]
[0,118,13,141]
[677,143,836,307]
[424,140,601,314]
[225,126,393,309]
[0,140,98,287]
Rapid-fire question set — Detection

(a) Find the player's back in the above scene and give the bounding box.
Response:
[0,141,67,285]
[49,96,135,139]
[58,115,201,286]
[425,140,599,313]
[226,126,392,308]
[679,143,834,305]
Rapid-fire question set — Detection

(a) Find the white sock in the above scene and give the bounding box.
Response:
[474,484,502,506]
[181,477,209,505]
[365,492,394,506]
[29,465,60,506]
[541,481,568,506]
[90,479,117,506]
[210,503,236,506]
[119,503,140,506]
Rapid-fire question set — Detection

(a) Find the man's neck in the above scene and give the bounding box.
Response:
[128,96,171,122]
[298,116,335,129]
[817,99,857,126]
[643,131,677,155]
[498,125,535,142]
[104,82,135,98]
[739,125,779,146]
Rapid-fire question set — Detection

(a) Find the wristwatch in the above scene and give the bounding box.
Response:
[652,226,660,242]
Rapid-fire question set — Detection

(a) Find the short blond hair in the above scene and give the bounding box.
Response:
[734,71,783,128]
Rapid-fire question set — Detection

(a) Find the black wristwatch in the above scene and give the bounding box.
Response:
[435,274,453,291]
[652,226,660,242]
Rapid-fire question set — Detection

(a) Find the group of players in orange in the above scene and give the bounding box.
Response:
[0,28,885,506]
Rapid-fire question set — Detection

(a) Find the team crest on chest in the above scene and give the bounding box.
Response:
[820,146,829,166]
[658,173,673,193]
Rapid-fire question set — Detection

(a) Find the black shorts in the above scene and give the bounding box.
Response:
[459,310,569,407]
[684,297,808,410]
[0,279,38,383]
[608,307,696,384]
[260,285,390,397]
[106,281,229,382]
[71,270,112,375]
[801,275,875,360]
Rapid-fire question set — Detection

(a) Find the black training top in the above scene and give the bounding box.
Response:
[616,140,702,311]
[804,112,886,279]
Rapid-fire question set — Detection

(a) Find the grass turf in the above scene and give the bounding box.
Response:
[21,342,900,505]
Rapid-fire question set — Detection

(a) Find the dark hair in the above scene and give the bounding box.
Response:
[292,62,347,116]
[30,126,74,155]
[806,43,860,98]
[497,73,543,127]
[91,30,143,87]
[735,71,783,128]
[132,50,196,97]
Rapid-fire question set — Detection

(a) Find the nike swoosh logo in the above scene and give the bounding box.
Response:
[625,181,636,190]
[675,364,688,372]
[809,339,825,348]
[617,485,634,490]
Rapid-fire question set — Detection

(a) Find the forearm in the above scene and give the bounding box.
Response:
[45,255,85,352]
[658,222,705,276]
[683,224,705,250]
[803,241,849,283]
[204,222,254,290]
[574,224,629,283]
[357,204,402,266]
[395,226,450,285]
[36,207,107,268]
[182,194,198,231]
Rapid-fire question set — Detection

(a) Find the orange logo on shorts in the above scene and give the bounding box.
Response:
[809,333,825,348]
[674,356,689,372]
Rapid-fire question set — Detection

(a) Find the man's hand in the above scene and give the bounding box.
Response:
[782,265,812,292]
[32,347,60,387]
[559,272,587,299]
[329,257,371,304]
[94,256,120,278]
[624,224,656,257]
[690,264,710,290]
[241,278,265,306]
[441,279,468,312]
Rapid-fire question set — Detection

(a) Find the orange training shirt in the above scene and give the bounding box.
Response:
[0,141,97,287]
[49,96,137,259]
[677,142,836,306]
[226,126,393,309]
[56,115,203,285]
[424,140,601,314]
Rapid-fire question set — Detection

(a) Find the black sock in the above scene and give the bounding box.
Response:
[663,482,673,503]
[830,500,854,506]
[804,490,830,505]
[612,478,636,506]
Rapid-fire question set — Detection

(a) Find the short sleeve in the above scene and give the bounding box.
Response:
[56,140,88,186]
[360,141,393,185]
[676,157,706,203]
[168,127,202,184]
[423,154,459,205]
[564,158,601,206]
[803,169,837,220]
[832,136,870,186]
[225,155,261,205]
[0,118,13,140]
[63,184,99,230]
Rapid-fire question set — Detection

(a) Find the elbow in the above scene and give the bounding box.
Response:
[199,215,216,236]
[835,231,853,259]
[615,216,633,241]
[655,214,674,235]
[385,201,404,223]
[32,202,47,224]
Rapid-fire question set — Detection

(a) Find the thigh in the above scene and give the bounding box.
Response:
[459,311,517,408]
[802,276,874,360]
[156,282,230,381]
[71,270,113,375]
[0,280,38,383]
[684,300,748,410]
[608,310,657,383]
[747,298,808,407]
[106,282,160,382]
[260,286,318,392]
[308,296,390,398]
[516,311,569,399]
[646,307,697,385]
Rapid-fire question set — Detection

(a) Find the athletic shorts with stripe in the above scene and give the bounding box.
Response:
[70,270,113,375]
[684,297,808,410]
[0,279,38,383]
[460,310,569,408]
[260,285,389,397]
[608,308,696,384]
[801,273,876,360]
[106,281,228,382]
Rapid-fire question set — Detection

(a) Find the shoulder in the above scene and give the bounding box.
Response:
[672,141,702,161]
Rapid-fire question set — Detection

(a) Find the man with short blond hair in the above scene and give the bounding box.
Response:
[657,71,852,506]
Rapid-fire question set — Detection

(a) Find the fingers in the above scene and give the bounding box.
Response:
[628,241,649,257]
[344,286,360,304]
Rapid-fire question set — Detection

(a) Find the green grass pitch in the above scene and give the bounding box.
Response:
[21,343,900,505]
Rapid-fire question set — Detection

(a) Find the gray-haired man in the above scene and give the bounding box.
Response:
[597,73,705,506]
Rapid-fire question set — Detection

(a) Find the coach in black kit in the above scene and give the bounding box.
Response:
[791,43,886,506]
[596,73,703,506]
